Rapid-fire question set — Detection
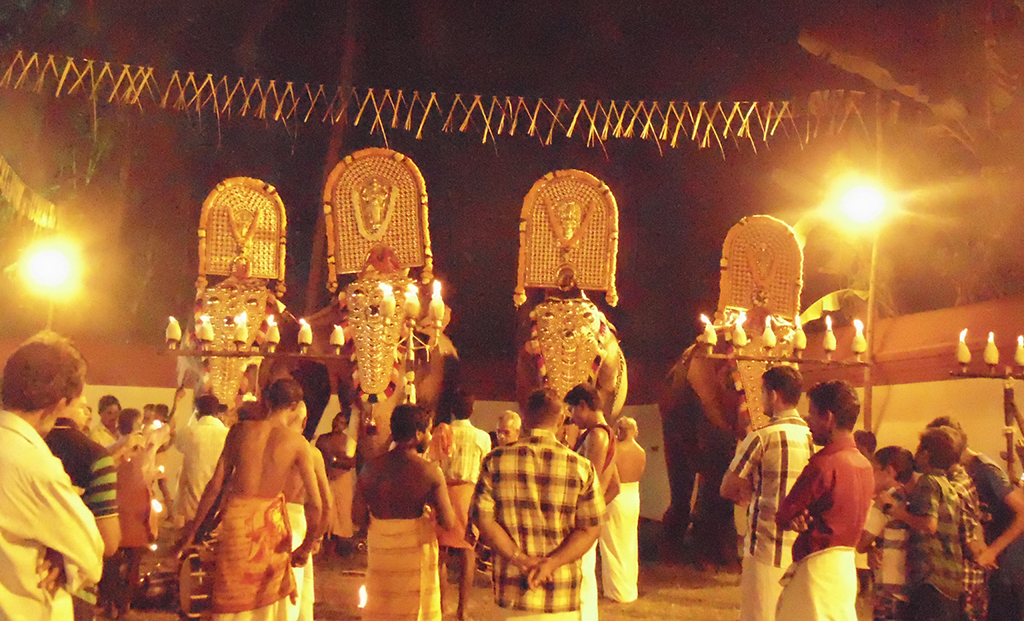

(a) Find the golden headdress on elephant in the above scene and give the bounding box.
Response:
[323,148,455,457]
[189,177,288,408]
[515,170,626,420]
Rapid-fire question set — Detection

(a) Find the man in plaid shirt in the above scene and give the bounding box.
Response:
[471,388,605,620]
[720,365,814,621]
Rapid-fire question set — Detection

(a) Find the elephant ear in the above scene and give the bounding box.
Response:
[685,352,733,435]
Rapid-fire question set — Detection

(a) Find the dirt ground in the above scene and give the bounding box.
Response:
[119,522,875,620]
[126,550,742,621]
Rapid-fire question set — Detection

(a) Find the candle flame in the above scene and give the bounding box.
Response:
[380,283,394,296]
[700,314,712,326]
[158,465,165,474]
[200,315,211,323]
[299,318,309,327]
[235,311,247,323]
[358,585,367,608]
[407,284,418,295]
[960,328,968,343]
[433,280,442,296]
[169,316,177,323]
[267,315,277,327]
[825,315,833,330]
[795,315,803,330]
[989,332,995,343]
[765,316,772,329]
[736,311,746,329]
[1019,335,1023,347]
[151,498,163,514]
[149,543,158,551]
[853,319,864,334]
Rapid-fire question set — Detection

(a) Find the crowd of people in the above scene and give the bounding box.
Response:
[0,333,648,621]
[721,366,1024,621]
[9,330,1023,621]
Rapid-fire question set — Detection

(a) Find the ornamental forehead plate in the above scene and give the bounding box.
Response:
[344,273,416,397]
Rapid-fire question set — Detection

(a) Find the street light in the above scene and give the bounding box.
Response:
[835,181,889,431]
[20,241,79,330]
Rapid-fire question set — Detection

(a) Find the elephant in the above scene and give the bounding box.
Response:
[659,343,750,568]
[258,295,459,460]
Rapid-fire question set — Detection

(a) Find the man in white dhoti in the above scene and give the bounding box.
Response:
[774,381,874,621]
[285,401,333,621]
[315,407,358,555]
[566,384,619,620]
[353,404,456,621]
[598,416,645,603]
[720,366,813,621]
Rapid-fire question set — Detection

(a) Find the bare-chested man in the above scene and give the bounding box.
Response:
[353,404,456,621]
[284,399,333,621]
[179,378,322,620]
[600,416,647,603]
[565,383,618,620]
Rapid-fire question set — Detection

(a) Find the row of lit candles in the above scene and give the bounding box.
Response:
[956,329,1024,368]
[699,312,867,355]
[164,281,446,352]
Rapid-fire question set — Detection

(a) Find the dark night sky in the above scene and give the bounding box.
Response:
[1,0,1023,397]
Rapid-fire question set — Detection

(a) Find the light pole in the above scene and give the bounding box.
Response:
[22,244,75,330]
[836,183,887,431]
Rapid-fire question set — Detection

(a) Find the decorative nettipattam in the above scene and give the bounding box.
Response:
[526,297,622,402]
[192,177,286,405]
[323,148,432,290]
[323,148,444,406]
[515,170,618,307]
[194,284,268,405]
[342,273,418,402]
[717,215,803,429]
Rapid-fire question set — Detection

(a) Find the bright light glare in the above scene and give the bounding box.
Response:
[26,249,72,289]
[358,585,367,608]
[839,185,886,224]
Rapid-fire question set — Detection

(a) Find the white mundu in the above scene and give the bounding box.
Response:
[599,481,640,602]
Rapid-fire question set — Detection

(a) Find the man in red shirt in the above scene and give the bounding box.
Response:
[775,380,875,621]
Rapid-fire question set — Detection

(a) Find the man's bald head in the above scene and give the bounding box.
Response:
[497,410,522,445]
[617,416,638,442]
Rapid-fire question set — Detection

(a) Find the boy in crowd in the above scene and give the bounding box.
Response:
[883,427,963,621]
[859,446,916,621]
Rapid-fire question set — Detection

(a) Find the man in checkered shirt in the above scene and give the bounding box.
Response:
[720,365,814,621]
[471,387,605,620]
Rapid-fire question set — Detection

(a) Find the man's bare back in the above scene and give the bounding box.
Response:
[224,419,314,499]
[357,451,450,523]
[616,438,646,484]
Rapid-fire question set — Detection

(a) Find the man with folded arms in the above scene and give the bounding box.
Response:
[472,387,605,620]
[774,380,874,621]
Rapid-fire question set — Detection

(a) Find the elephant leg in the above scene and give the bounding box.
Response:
[691,422,739,568]
[293,361,332,439]
[659,384,702,560]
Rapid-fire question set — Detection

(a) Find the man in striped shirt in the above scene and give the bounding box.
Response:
[721,365,814,621]
[47,394,121,621]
